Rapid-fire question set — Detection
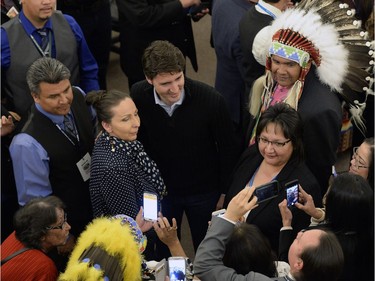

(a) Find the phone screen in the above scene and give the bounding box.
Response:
[143,192,158,221]
[168,258,186,281]
[286,181,299,207]
[254,180,279,204]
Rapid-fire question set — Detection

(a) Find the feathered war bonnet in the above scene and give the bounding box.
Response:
[262,7,350,109]
[257,0,374,135]
[58,215,146,281]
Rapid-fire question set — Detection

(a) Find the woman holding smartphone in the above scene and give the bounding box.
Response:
[224,103,322,252]
[86,90,166,221]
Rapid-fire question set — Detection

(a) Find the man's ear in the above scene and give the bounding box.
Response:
[31,93,39,103]
[146,77,153,85]
[102,121,112,133]
[295,257,304,271]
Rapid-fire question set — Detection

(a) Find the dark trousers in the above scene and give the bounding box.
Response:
[155,191,220,260]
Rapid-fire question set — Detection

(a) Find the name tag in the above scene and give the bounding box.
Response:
[76,152,91,182]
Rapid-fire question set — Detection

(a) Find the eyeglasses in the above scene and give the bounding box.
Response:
[257,137,291,148]
[352,147,369,169]
[46,213,68,230]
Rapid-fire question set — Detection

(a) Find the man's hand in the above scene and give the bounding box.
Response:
[1,115,15,136]
[278,199,292,227]
[294,185,322,219]
[224,186,258,222]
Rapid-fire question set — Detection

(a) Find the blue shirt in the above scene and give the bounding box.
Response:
[1,11,100,92]
[9,90,96,206]
[153,88,185,116]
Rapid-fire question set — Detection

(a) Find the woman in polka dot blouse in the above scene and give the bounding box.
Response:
[86,90,167,221]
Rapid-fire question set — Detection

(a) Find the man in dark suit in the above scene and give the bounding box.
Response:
[116,0,208,88]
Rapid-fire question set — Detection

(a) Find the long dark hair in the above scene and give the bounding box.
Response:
[325,173,374,280]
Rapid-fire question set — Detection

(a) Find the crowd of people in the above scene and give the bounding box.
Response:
[1,0,374,280]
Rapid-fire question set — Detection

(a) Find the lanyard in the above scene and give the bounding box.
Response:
[18,17,52,57]
[55,124,80,146]
[29,31,52,57]
[257,3,276,19]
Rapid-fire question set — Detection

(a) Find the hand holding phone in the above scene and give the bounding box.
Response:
[188,1,210,16]
[253,180,280,204]
[143,192,158,221]
[285,180,299,207]
[168,257,186,281]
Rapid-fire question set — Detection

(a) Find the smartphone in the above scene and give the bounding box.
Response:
[154,259,167,281]
[143,192,158,221]
[188,1,210,16]
[212,208,226,217]
[253,180,280,204]
[168,257,186,281]
[285,180,299,207]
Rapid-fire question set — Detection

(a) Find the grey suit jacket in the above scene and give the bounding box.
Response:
[194,216,286,281]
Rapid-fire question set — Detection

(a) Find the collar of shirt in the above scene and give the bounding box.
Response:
[255,0,282,17]
[19,10,52,37]
[153,88,185,117]
[35,103,65,126]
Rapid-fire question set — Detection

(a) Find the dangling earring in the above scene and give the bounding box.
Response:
[111,139,116,152]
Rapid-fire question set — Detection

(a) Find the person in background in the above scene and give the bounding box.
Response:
[9,58,95,259]
[131,40,240,259]
[57,0,111,89]
[1,0,99,130]
[194,186,344,281]
[210,0,256,141]
[239,0,293,103]
[349,137,374,189]
[115,0,208,88]
[279,173,374,281]
[1,196,71,281]
[1,106,20,242]
[224,103,322,252]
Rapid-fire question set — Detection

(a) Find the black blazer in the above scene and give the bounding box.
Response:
[225,145,322,252]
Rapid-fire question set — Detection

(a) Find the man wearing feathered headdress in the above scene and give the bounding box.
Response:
[246,2,373,194]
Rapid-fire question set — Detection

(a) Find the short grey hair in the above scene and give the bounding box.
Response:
[26,57,71,96]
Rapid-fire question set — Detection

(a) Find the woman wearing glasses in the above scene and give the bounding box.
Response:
[349,138,374,189]
[280,173,374,280]
[224,103,322,252]
[1,196,70,280]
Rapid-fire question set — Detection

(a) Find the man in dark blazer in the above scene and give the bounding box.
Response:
[116,0,208,88]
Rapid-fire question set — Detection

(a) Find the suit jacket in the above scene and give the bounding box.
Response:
[224,145,322,252]
[194,216,287,281]
[239,5,273,98]
[211,0,254,124]
[116,0,197,85]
